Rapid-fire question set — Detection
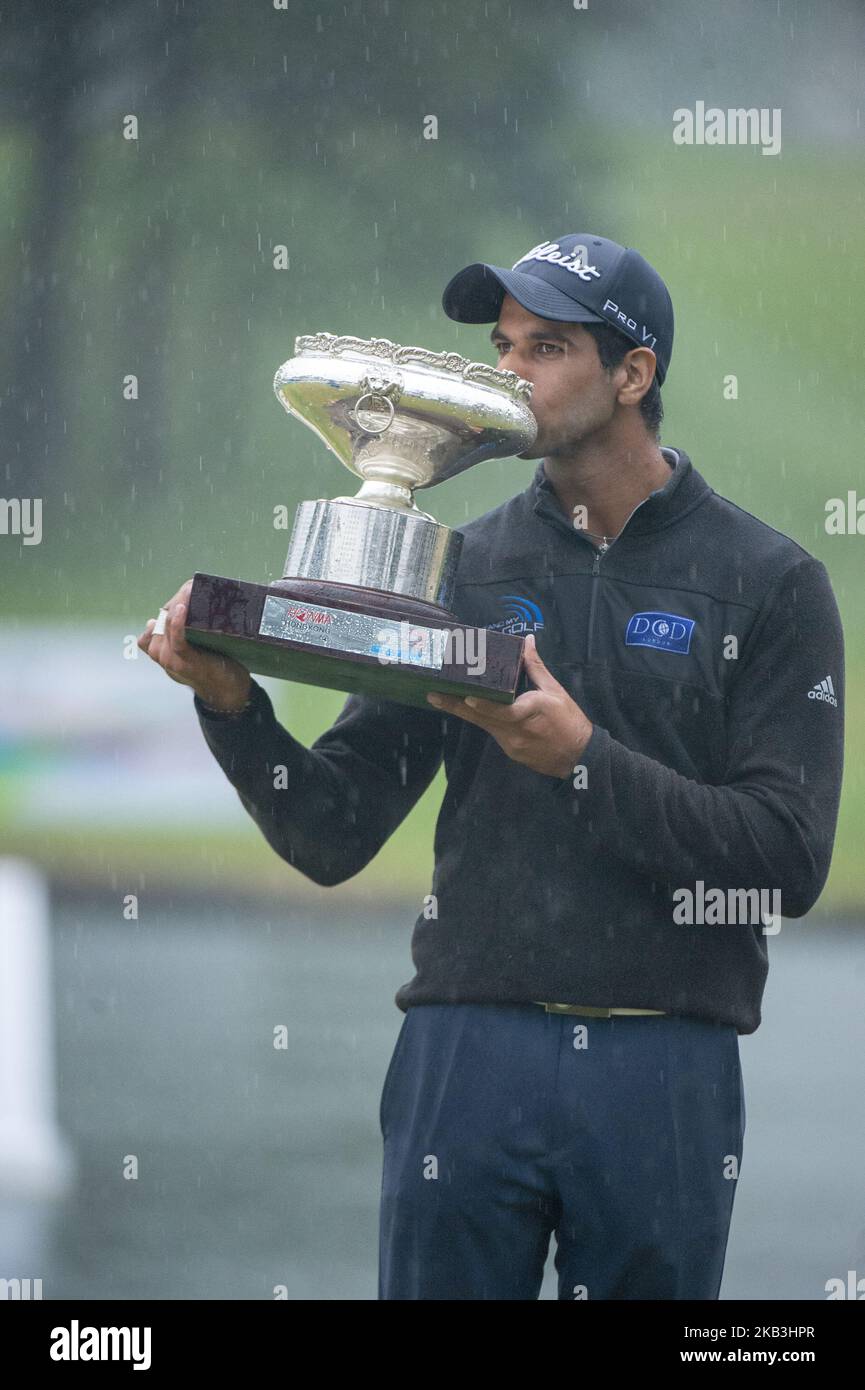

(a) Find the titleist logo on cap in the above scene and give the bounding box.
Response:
[512,240,601,282]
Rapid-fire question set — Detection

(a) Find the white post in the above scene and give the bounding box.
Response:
[0,858,76,1198]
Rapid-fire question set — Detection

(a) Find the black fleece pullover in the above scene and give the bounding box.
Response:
[195,447,845,1034]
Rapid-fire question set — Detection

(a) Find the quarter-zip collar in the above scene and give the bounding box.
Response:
[528,445,712,546]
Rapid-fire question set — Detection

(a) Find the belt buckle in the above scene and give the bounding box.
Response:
[538,1002,614,1018]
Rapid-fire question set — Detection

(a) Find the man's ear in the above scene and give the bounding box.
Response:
[616,346,657,408]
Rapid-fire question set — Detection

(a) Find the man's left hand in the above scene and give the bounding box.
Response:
[426,633,593,778]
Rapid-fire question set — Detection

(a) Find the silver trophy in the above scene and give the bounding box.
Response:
[185,331,537,709]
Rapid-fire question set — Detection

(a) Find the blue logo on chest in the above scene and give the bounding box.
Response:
[487,594,545,635]
[625,611,695,654]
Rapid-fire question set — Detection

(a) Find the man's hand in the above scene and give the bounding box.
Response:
[138,579,252,713]
[426,633,593,778]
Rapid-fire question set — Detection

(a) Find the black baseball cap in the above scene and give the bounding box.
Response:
[442,232,674,386]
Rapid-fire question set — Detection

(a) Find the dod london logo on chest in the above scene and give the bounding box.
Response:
[626,611,695,655]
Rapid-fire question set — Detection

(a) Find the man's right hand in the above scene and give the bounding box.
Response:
[138,579,253,713]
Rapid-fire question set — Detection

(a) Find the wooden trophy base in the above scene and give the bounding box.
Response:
[184,573,528,710]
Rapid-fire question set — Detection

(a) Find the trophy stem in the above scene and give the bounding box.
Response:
[334,478,435,520]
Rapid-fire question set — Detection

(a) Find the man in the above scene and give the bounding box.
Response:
[139,232,845,1300]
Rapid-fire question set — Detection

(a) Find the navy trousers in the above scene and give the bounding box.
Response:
[378,1003,745,1300]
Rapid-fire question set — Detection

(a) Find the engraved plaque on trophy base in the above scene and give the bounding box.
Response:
[185,572,528,710]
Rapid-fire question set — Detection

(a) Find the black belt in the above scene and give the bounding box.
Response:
[533,1002,667,1018]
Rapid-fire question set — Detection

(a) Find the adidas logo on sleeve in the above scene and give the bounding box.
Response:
[808,675,838,707]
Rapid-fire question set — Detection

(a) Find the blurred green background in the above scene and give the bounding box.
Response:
[1,0,862,907]
[3,0,865,1307]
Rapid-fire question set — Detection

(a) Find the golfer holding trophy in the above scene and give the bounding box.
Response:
[139,232,844,1300]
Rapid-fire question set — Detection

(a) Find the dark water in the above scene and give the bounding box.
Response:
[2,900,864,1300]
